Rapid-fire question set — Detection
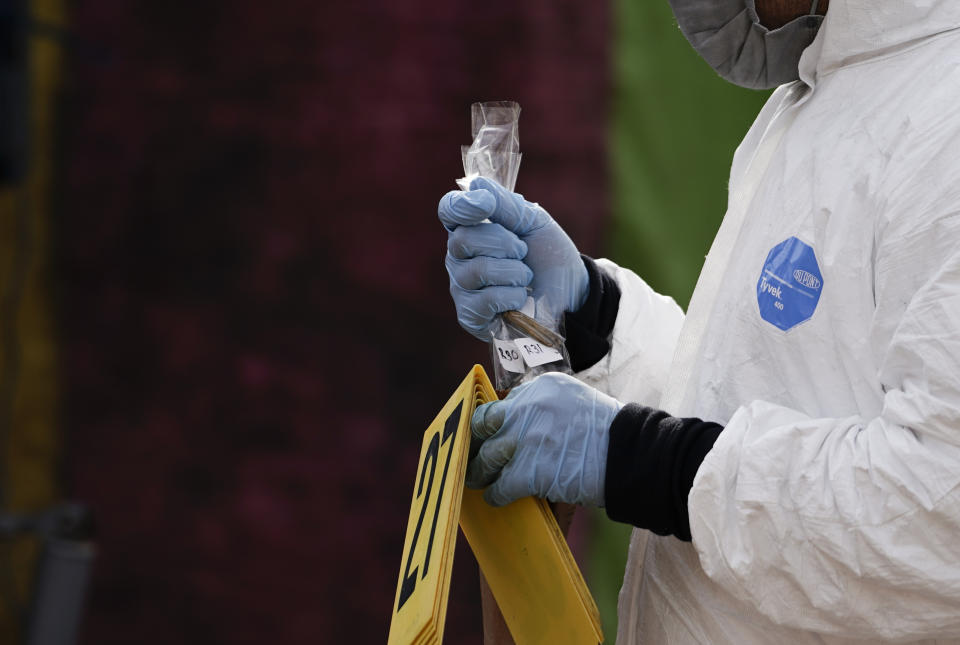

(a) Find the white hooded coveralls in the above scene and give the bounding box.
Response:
[578,1,960,642]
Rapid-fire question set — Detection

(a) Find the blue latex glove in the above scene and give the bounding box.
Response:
[466,372,623,507]
[437,177,589,340]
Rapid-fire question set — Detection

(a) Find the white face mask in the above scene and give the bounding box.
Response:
[668,0,824,89]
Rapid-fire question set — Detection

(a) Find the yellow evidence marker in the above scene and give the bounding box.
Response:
[388,365,603,645]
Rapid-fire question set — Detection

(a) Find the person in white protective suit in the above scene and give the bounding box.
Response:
[437,0,960,643]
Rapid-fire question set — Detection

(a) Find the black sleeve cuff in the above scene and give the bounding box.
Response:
[604,405,722,541]
[564,255,621,373]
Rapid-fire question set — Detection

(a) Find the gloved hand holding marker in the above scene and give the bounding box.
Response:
[467,372,622,508]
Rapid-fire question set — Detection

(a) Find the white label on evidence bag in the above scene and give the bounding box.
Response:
[514,337,563,368]
[493,339,525,373]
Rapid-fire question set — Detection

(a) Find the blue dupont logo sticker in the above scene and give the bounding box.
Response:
[757,237,823,331]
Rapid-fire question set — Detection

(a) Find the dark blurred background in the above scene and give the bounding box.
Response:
[0,0,766,642]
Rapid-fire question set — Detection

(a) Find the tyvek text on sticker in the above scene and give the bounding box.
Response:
[756,237,823,331]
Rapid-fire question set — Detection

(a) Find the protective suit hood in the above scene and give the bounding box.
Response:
[799,0,960,85]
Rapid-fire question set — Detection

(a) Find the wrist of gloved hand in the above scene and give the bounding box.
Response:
[604,405,723,542]
[466,372,622,508]
[564,255,621,372]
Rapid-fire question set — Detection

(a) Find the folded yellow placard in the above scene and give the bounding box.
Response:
[388,365,602,645]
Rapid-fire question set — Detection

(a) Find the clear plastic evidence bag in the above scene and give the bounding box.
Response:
[457,101,573,392]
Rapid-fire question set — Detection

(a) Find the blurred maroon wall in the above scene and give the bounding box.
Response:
[58,1,610,642]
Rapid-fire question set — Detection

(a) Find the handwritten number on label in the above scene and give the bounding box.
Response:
[396,400,464,612]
